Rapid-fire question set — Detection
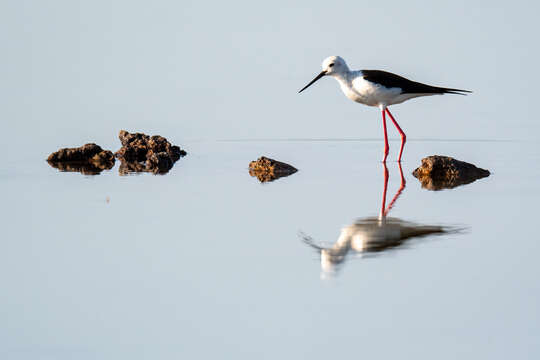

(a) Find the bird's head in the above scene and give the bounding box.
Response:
[299,55,348,93]
[321,55,347,76]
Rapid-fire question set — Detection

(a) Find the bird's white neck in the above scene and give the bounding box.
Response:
[329,69,365,104]
[329,68,354,85]
[329,70,353,89]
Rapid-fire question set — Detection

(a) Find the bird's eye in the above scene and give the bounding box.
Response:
[329,63,335,67]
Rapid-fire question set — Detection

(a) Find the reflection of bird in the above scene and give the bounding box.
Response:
[302,163,449,277]
[299,56,470,162]
[303,217,445,277]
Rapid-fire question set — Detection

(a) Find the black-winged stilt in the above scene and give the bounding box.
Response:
[299,56,471,162]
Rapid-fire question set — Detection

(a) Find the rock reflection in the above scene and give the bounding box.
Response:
[47,160,114,175]
[117,158,176,175]
[303,163,452,278]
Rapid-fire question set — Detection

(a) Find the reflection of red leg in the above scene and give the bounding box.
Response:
[397,161,406,186]
[385,108,406,162]
[380,162,389,219]
[381,109,389,163]
[384,162,407,216]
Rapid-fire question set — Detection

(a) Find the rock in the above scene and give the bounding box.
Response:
[115,130,186,175]
[146,151,175,174]
[47,143,113,163]
[47,143,115,175]
[412,155,490,190]
[248,156,298,183]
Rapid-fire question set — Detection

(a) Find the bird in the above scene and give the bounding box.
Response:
[298,56,471,162]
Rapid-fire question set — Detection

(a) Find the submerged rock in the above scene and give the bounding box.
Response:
[248,156,298,183]
[115,130,186,175]
[47,143,115,175]
[412,155,490,190]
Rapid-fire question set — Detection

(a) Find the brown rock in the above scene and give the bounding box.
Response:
[48,143,110,162]
[248,156,298,183]
[146,151,174,174]
[47,143,115,175]
[413,155,490,190]
[115,130,186,175]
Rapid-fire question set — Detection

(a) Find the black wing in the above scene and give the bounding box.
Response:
[362,70,471,95]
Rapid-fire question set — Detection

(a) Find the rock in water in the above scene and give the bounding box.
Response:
[248,156,298,183]
[115,130,187,174]
[47,143,115,175]
[412,155,490,190]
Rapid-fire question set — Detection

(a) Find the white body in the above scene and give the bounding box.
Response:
[321,56,435,108]
[335,70,434,107]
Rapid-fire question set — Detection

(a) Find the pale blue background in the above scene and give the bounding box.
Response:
[1,0,538,150]
[1,1,539,359]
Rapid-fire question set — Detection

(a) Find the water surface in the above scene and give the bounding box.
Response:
[2,139,539,359]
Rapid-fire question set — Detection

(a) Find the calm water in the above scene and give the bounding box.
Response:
[1,138,539,359]
[4,0,540,357]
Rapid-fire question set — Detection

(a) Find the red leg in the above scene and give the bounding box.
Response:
[385,108,406,162]
[381,109,389,163]
[380,162,389,219]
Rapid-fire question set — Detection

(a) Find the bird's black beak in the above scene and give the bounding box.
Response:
[298,70,327,93]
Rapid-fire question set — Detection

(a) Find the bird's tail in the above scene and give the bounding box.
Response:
[436,86,472,95]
